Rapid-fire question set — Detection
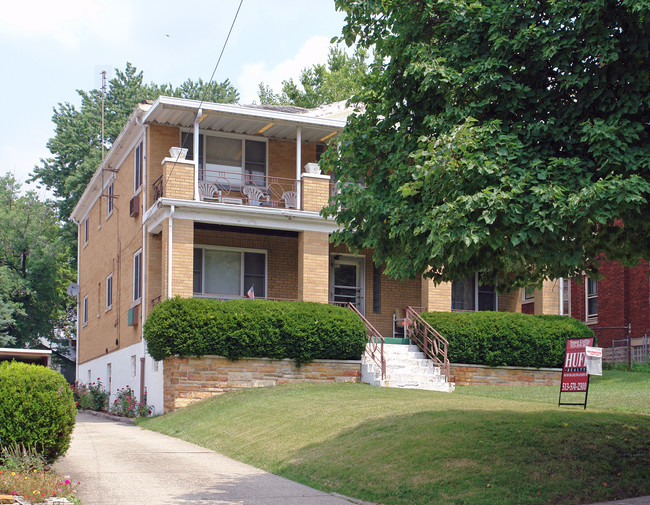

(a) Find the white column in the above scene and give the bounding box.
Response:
[167,206,174,299]
[296,127,302,210]
[193,109,202,201]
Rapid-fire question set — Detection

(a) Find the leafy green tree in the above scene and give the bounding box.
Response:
[259,45,368,108]
[324,0,650,289]
[31,63,239,255]
[0,174,75,348]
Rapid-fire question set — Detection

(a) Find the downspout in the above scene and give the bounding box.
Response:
[194,109,202,201]
[140,120,148,402]
[140,120,148,331]
[296,127,302,210]
[168,205,175,299]
[73,218,81,384]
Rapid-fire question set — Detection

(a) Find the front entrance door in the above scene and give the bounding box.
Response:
[331,256,365,314]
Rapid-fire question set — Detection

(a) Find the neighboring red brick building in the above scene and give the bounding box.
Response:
[570,260,650,354]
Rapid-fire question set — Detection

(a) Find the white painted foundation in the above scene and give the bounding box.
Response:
[77,343,165,415]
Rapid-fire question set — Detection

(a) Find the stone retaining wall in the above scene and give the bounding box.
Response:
[163,356,361,412]
[450,363,561,386]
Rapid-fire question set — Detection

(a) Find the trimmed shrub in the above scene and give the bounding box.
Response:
[420,311,594,368]
[0,362,76,463]
[143,298,367,363]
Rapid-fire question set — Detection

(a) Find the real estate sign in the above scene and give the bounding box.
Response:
[559,337,595,409]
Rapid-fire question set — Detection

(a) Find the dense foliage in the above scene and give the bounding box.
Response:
[259,45,368,108]
[0,175,75,347]
[421,311,594,368]
[31,62,239,258]
[324,0,650,289]
[143,298,367,364]
[0,362,76,463]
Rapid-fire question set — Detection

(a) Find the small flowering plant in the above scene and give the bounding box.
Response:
[110,386,152,418]
[0,468,80,503]
[71,378,109,411]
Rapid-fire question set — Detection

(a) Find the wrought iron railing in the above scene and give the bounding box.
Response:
[152,175,163,201]
[342,302,386,380]
[198,168,299,209]
[404,306,450,381]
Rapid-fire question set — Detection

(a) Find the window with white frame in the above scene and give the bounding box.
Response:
[134,142,143,191]
[586,277,598,320]
[107,182,114,216]
[559,278,570,316]
[83,218,89,245]
[452,273,497,311]
[130,355,137,378]
[522,286,535,302]
[82,295,88,326]
[106,274,113,310]
[133,250,142,302]
[183,133,267,188]
[193,246,266,298]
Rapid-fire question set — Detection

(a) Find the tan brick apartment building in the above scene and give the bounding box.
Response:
[71,96,584,413]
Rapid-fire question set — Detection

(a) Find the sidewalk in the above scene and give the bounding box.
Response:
[54,413,371,505]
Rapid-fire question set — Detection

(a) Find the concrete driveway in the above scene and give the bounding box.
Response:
[54,413,365,505]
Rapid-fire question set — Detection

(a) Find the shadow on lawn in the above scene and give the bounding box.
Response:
[277,408,650,505]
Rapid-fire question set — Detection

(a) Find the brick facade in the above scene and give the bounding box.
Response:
[298,231,330,303]
[163,355,361,411]
[570,260,650,349]
[78,136,145,363]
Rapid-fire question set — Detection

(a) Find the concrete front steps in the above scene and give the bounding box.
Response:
[361,343,455,393]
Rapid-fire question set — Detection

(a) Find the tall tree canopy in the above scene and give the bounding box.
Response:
[0,174,75,348]
[324,0,650,289]
[31,63,239,253]
[258,45,368,108]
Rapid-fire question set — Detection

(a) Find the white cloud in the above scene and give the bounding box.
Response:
[237,35,332,104]
[0,0,135,49]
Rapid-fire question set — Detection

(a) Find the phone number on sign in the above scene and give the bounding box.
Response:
[562,382,587,392]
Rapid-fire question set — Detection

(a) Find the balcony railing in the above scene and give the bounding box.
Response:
[152,175,163,201]
[199,169,299,209]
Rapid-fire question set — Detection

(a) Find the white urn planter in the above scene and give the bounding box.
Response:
[169,147,188,160]
[304,162,321,175]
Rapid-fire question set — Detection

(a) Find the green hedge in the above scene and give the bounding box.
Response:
[0,362,76,463]
[420,311,595,368]
[143,298,367,364]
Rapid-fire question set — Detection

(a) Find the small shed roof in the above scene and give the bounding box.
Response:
[0,348,52,366]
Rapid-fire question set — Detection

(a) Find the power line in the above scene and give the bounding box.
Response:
[164,0,245,189]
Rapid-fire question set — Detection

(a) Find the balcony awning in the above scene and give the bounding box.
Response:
[142,97,347,144]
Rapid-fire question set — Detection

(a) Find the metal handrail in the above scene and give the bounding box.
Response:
[405,306,450,381]
[345,302,386,380]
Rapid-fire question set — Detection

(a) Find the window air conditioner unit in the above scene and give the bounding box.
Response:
[129,194,140,217]
[128,305,139,326]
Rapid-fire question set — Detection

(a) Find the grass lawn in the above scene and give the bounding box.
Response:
[139,370,650,505]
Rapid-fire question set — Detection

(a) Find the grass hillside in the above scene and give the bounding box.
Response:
[139,371,650,505]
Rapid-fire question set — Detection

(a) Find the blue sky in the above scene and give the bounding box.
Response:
[0,0,346,191]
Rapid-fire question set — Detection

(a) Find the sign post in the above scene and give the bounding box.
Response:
[559,337,595,409]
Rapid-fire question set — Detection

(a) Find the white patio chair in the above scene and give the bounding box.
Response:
[281,191,297,209]
[242,185,269,206]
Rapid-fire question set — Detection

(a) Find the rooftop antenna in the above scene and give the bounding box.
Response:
[101,70,107,161]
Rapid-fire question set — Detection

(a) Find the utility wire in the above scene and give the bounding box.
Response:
[112,0,245,277]
[164,0,245,188]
